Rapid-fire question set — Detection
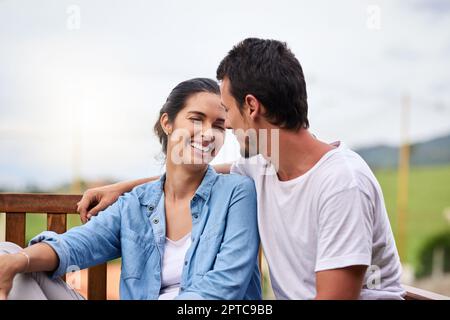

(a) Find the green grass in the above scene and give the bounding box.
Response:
[375,165,450,268]
[26,214,83,245]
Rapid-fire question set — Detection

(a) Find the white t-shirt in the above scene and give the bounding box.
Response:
[231,142,405,300]
[158,232,192,300]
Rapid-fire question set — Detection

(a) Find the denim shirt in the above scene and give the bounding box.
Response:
[30,166,262,300]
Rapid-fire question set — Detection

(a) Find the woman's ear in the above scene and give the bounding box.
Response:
[245,94,261,121]
[160,113,172,135]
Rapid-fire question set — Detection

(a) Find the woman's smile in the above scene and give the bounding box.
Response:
[190,140,215,154]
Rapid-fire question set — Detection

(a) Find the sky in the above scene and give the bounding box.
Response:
[1,0,450,190]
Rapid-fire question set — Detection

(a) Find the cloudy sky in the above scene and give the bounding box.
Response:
[1,0,450,189]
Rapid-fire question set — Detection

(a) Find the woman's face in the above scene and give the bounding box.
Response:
[165,92,226,167]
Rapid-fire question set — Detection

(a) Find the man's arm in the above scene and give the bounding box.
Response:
[315,265,367,300]
[213,163,232,174]
[77,164,232,223]
[77,176,157,223]
[314,187,374,299]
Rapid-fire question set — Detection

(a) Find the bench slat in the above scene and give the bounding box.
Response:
[258,246,264,291]
[5,212,26,247]
[47,213,67,281]
[0,193,81,213]
[88,264,107,300]
[404,284,450,300]
[47,213,67,234]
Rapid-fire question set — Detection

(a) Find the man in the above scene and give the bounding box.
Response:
[78,38,405,300]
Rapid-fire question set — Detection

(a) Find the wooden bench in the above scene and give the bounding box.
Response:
[1,193,449,300]
[0,193,106,300]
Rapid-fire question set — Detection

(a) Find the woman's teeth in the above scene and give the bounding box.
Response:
[191,142,213,153]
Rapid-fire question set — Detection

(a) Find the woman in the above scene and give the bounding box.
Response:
[0,78,261,300]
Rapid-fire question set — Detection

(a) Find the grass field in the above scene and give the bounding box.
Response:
[375,165,450,268]
[20,164,450,272]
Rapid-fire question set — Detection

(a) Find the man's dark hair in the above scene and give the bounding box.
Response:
[217,38,309,130]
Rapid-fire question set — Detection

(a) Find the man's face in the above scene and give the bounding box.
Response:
[220,77,258,158]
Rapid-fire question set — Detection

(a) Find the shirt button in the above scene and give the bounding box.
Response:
[184,261,188,266]
[153,218,159,224]
[193,214,198,219]
[148,205,154,212]
[192,195,198,202]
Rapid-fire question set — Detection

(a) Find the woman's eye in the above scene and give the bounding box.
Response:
[215,125,226,131]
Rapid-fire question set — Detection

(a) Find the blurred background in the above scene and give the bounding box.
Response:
[1,0,449,299]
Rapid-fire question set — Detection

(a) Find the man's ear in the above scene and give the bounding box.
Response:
[160,113,172,135]
[244,94,261,121]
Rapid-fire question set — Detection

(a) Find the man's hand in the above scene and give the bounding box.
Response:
[77,184,124,223]
[213,163,232,174]
[77,177,158,223]
[315,265,367,300]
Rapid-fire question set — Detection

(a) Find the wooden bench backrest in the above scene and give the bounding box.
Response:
[0,193,106,300]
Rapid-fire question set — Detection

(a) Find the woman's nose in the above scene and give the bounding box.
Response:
[202,132,215,143]
[225,118,232,129]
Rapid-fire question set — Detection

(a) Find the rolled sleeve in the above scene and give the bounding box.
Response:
[29,231,72,279]
[29,196,124,279]
[315,254,372,273]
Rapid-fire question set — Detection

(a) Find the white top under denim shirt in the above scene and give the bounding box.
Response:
[158,231,192,300]
[30,166,262,300]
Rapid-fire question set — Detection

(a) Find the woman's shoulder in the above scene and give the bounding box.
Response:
[120,179,163,206]
[214,172,256,193]
[132,179,161,193]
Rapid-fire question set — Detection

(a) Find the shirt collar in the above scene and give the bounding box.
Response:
[193,165,217,201]
[139,165,218,207]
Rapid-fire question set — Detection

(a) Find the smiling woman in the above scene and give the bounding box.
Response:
[154,78,226,166]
